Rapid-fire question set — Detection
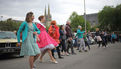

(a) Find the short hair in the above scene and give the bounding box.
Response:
[25,12,34,22]
[60,25,64,30]
[78,25,82,28]
[38,15,44,21]
[66,20,71,24]
[96,28,99,31]
[51,20,56,25]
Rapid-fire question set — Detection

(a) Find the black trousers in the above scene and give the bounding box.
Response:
[98,41,102,47]
[112,39,116,43]
[98,41,106,47]
[102,42,107,47]
[51,46,61,58]
[67,40,74,54]
[61,40,67,52]
[85,41,90,50]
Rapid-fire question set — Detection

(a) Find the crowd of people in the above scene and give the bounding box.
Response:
[95,28,121,47]
[17,12,121,69]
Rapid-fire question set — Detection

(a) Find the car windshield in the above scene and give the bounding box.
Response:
[0,32,16,39]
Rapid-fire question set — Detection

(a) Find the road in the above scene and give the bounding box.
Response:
[0,42,121,69]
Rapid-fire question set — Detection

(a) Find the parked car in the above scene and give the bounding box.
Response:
[0,31,22,56]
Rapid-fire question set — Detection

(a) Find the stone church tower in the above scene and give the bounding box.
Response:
[44,5,52,27]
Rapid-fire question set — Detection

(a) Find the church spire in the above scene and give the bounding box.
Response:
[48,4,50,16]
[44,6,46,16]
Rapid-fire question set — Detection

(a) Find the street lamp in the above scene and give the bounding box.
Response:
[84,0,86,31]
[1,16,3,21]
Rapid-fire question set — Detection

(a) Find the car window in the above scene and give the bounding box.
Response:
[0,32,16,39]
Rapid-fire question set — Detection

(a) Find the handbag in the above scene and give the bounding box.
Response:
[96,36,102,41]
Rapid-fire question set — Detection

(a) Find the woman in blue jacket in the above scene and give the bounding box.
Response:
[17,12,40,69]
[77,26,87,52]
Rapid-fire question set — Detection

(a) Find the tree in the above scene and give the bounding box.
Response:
[0,18,22,31]
[69,12,91,32]
[115,4,121,31]
[98,4,121,32]
[90,26,98,32]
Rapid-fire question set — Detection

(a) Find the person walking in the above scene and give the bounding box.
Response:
[76,26,87,52]
[65,21,76,55]
[104,30,108,45]
[17,12,40,69]
[84,32,90,50]
[111,32,117,43]
[119,34,121,42]
[48,20,64,59]
[95,28,102,47]
[100,31,107,47]
[59,25,69,56]
[37,16,58,63]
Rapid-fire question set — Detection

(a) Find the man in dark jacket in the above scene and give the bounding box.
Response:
[65,21,76,55]
[100,31,107,47]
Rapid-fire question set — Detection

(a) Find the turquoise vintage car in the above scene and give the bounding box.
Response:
[0,31,22,56]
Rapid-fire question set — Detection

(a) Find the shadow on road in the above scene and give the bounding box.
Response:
[0,54,24,60]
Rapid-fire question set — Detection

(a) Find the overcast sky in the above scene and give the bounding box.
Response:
[0,0,121,25]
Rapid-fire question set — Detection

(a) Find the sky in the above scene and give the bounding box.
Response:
[0,0,121,25]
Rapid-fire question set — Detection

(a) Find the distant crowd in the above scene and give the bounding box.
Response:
[17,12,121,69]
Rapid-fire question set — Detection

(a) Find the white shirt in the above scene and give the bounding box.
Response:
[37,22,46,28]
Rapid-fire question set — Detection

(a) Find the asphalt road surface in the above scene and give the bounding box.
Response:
[0,42,121,69]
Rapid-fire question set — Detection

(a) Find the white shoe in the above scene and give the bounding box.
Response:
[66,53,69,56]
[49,60,58,64]
[33,64,36,68]
[53,61,58,64]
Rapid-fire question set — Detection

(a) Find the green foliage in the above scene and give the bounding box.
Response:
[98,4,121,31]
[90,25,99,32]
[69,12,91,31]
[0,18,22,31]
[46,25,50,31]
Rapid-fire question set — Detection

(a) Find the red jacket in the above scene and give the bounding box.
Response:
[48,25,60,44]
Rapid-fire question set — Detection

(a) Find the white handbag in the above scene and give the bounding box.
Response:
[96,36,102,41]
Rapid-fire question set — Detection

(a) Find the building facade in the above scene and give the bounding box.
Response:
[82,13,98,27]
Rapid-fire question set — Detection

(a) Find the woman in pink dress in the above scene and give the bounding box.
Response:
[36,15,58,64]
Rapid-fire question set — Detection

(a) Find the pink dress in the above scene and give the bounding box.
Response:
[36,23,58,52]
